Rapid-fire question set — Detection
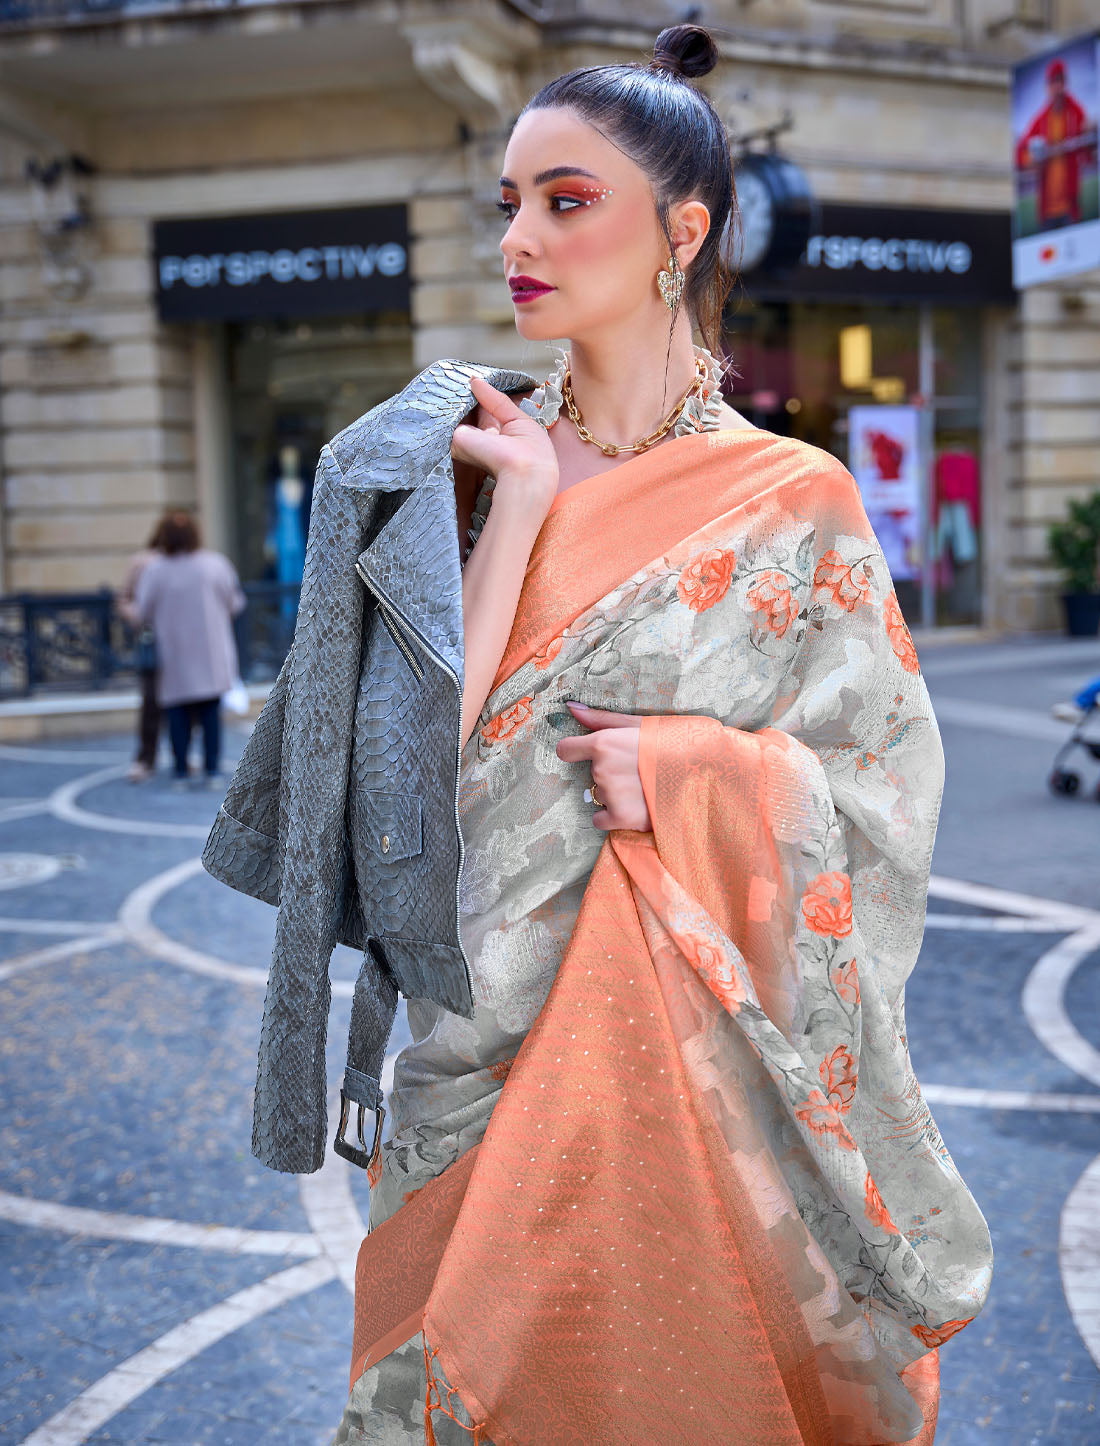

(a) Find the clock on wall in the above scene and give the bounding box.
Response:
[723,152,815,274]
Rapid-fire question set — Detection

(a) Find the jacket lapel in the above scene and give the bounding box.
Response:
[349,359,537,676]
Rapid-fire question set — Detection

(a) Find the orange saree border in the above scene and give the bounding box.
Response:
[491,427,850,694]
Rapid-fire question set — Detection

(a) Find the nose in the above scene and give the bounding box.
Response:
[499,208,538,264]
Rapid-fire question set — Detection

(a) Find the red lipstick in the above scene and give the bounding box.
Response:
[509,274,555,304]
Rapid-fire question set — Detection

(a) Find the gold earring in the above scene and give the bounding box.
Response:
[656,254,684,311]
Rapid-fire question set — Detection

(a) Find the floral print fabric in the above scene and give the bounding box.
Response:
[337,430,991,1444]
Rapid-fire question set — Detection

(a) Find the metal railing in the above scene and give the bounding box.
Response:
[0,583,299,699]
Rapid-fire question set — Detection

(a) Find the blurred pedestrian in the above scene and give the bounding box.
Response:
[134,512,245,787]
[117,518,167,783]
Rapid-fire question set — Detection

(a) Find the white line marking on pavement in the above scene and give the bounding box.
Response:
[928,874,1100,927]
[1060,1153,1100,1371]
[924,914,1075,933]
[1022,925,1100,1090]
[0,1188,319,1258]
[932,696,1071,743]
[0,801,48,825]
[49,765,212,839]
[0,917,102,936]
[0,744,128,765]
[117,856,354,998]
[922,1083,1100,1113]
[298,1090,370,1296]
[0,931,123,983]
[19,1257,336,1446]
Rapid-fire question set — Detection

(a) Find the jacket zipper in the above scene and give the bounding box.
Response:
[355,559,472,988]
[375,597,424,682]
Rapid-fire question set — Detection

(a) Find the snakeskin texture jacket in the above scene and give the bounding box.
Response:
[202,358,538,1175]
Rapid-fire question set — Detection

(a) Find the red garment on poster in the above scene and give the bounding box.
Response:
[1015,91,1092,227]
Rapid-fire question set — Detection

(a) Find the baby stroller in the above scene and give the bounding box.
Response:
[1049,691,1100,801]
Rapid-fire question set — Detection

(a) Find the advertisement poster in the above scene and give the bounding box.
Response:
[848,406,922,582]
[1012,32,1100,287]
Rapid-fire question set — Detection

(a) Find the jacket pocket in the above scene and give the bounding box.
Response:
[361,789,423,862]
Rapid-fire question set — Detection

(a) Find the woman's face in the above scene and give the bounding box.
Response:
[498,106,704,343]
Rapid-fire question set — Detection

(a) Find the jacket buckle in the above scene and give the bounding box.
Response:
[333,1088,385,1171]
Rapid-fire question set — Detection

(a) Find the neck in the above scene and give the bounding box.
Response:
[562,314,700,446]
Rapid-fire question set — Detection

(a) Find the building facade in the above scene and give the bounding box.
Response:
[0,0,1097,634]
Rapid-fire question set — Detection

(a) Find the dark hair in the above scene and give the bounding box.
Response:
[157,511,200,556]
[519,23,736,361]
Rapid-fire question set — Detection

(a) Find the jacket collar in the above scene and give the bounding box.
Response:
[336,357,538,494]
[346,358,538,677]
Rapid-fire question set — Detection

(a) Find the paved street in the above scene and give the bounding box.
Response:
[2,634,1099,1446]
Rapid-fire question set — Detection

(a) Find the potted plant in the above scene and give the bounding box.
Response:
[1048,490,1100,636]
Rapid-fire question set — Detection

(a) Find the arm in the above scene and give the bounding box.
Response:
[221,556,247,618]
[132,560,157,627]
[451,376,558,747]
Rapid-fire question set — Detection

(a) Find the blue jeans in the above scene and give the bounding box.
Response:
[166,697,221,777]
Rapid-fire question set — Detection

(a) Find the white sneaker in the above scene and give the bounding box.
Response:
[1051,701,1085,725]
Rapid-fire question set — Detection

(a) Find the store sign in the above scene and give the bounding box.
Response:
[153,205,409,321]
[1011,31,1100,288]
[747,204,1014,304]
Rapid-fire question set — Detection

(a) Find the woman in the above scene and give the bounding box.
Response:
[328,24,991,1444]
[134,511,245,787]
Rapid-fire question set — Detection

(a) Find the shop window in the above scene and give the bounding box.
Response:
[723,299,984,627]
[226,314,412,583]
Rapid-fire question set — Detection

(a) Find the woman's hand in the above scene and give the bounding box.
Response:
[451,374,559,530]
[555,702,652,833]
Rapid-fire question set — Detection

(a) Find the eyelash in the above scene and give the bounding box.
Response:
[495,195,586,222]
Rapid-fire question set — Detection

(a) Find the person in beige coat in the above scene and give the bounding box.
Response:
[134,512,246,786]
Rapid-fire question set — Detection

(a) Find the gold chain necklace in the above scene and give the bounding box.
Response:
[561,353,709,457]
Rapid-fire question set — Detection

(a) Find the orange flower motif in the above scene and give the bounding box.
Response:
[677,548,736,613]
[794,1088,857,1151]
[820,1044,858,1113]
[488,1058,514,1082]
[747,571,799,637]
[679,928,746,1011]
[813,549,871,611]
[830,958,860,1005]
[911,1318,971,1349]
[534,634,564,671]
[864,1174,899,1234]
[884,592,920,674]
[480,696,534,745]
[801,872,853,938]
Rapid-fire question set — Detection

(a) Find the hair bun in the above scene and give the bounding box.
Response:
[649,23,719,81]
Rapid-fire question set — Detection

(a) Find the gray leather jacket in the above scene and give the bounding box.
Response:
[202,357,538,1175]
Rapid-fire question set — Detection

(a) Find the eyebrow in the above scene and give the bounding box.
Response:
[499,166,602,189]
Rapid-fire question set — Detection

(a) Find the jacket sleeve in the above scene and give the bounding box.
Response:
[203,442,377,1173]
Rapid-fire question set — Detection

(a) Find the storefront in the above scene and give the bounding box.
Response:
[728,204,1015,628]
[153,205,414,583]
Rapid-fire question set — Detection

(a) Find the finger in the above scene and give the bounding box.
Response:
[556,736,598,763]
[450,426,515,474]
[469,373,529,427]
[565,702,642,730]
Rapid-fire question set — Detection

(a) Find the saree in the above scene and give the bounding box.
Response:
[334,427,992,1445]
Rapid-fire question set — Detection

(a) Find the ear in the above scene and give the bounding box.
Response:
[669,198,711,270]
